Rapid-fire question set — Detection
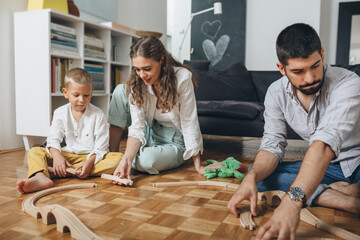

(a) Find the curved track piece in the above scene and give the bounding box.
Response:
[153,180,239,189]
[258,191,285,207]
[300,208,360,240]
[239,210,256,230]
[22,183,102,240]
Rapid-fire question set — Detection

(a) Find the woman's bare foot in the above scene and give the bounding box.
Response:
[330,181,360,198]
[16,172,54,194]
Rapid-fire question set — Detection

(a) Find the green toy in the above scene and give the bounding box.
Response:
[204,157,245,180]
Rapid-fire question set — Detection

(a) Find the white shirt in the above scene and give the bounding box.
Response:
[128,67,204,160]
[260,65,360,177]
[46,103,109,165]
[154,108,175,128]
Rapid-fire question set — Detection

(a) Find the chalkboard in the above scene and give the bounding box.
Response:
[191,0,246,70]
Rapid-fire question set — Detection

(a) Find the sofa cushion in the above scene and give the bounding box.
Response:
[250,71,283,103]
[183,60,211,71]
[193,61,259,102]
[197,100,264,120]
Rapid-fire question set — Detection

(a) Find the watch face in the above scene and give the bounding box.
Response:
[290,187,305,200]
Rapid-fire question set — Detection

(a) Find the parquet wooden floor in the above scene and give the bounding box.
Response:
[1,136,359,239]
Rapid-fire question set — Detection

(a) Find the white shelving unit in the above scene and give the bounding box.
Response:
[14,9,138,150]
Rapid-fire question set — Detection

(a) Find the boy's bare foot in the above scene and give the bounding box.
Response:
[330,181,360,198]
[16,172,54,194]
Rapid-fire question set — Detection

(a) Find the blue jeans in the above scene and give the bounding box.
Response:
[251,161,360,206]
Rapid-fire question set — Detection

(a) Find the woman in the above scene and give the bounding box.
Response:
[108,36,211,183]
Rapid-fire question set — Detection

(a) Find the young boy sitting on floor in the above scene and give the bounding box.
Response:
[17,68,123,194]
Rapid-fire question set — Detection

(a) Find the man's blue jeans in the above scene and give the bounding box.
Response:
[251,161,360,206]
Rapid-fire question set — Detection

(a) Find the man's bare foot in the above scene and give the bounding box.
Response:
[16,172,54,194]
[330,181,360,198]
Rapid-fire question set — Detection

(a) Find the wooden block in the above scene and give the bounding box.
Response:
[66,168,81,175]
[101,173,133,186]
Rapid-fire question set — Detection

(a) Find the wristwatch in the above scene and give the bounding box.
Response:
[287,187,307,208]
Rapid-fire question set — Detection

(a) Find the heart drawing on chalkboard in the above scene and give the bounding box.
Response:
[201,20,222,40]
[202,35,230,67]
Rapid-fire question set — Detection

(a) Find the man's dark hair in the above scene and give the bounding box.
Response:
[276,23,322,65]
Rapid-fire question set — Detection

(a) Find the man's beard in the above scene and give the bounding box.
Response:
[289,76,324,95]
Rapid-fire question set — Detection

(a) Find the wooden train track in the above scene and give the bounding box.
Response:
[22,183,102,240]
[152,180,239,189]
[153,181,360,239]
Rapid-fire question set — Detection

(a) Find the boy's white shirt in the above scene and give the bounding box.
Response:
[128,67,204,160]
[46,103,109,164]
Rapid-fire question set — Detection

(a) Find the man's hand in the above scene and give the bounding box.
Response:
[227,174,258,217]
[112,155,132,185]
[53,155,72,177]
[255,196,302,240]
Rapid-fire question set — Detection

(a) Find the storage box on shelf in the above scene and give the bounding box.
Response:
[14,9,138,149]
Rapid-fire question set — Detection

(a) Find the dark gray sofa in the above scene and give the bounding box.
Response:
[184,61,360,139]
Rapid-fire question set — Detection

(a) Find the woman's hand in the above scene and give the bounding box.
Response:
[192,153,206,175]
[113,155,133,185]
[192,153,226,175]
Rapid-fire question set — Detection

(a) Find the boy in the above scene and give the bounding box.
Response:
[17,68,123,194]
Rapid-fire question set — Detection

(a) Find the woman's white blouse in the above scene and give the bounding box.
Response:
[128,67,203,160]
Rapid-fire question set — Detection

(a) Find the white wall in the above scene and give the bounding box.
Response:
[167,0,191,62]
[117,0,167,43]
[320,0,360,64]
[0,0,27,150]
[245,0,322,70]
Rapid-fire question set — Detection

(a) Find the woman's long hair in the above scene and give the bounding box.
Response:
[126,36,197,112]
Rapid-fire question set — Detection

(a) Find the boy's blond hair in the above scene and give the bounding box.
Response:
[64,68,92,88]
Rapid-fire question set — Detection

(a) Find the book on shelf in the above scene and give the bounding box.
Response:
[84,65,104,73]
[84,35,104,48]
[84,48,106,59]
[51,39,77,48]
[51,33,76,43]
[111,67,122,93]
[93,80,105,92]
[84,62,104,69]
[84,62,105,91]
[51,58,77,93]
[112,44,117,61]
[51,48,80,58]
[51,29,76,40]
[85,45,104,52]
[51,43,78,52]
[51,22,76,35]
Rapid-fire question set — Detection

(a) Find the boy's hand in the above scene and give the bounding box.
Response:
[53,156,72,177]
[75,155,96,178]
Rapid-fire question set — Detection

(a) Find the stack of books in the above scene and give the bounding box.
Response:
[84,62,105,92]
[84,34,106,60]
[51,58,77,93]
[111,66,122,93]
[50,22,78,55]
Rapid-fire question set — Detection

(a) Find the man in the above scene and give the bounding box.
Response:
[227,23,360,240]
